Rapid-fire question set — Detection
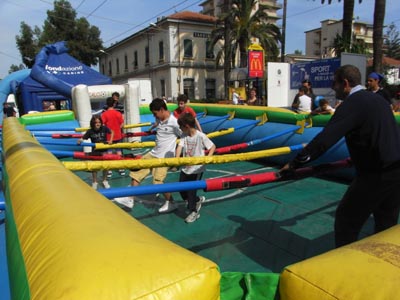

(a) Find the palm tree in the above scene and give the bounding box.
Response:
[322,0,387,74]
[230,0,281,67]
[209,0,281,97]
[321,0,362,51]
[372,0,386,73]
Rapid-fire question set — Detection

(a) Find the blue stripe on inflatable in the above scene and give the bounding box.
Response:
[100,181,207,199]
[0,210,10,300]
[289,144,306,151]
[50,150,75,158]
[27,127,78,131]
[235,119,261,130]
[200,114,230,125]
[38,140,87,146]
[248,126,301,146]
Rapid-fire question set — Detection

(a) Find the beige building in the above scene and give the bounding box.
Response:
[99,11,224,101]
[305,19,373,58]
[99,1,282,101]
[200,0,281,25]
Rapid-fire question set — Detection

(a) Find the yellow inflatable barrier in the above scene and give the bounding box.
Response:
[63,145,299,171]
[3,118,220,300]
[279,225,400,300]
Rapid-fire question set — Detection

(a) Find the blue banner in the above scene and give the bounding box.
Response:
[290,58,340,89]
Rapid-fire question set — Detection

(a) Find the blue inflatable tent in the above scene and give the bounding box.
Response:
[18,41,111,114]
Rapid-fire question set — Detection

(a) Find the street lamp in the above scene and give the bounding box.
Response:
[99,49,110,55]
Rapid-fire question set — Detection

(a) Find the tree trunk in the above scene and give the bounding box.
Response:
[373,0,386,73]
[342,0,355,45]
[224,17,232,100]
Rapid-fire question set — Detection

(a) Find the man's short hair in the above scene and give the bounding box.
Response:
[299,86,308,94]
[178,113,196,128]
[106,97,114,108]
[177,94,188,103]
[319,99,329,106]
[150,98,167,111]
[334,65,361,87]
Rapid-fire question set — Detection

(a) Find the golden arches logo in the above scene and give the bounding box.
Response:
[248,50,264,77]
[250,57,262,71]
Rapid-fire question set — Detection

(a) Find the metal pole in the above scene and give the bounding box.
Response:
[280,0,287,62]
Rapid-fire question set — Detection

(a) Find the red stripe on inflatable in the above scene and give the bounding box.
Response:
[213,143,248,154]
[73,152,122,160]
[124,131,156,137]
[205,172,279,191]
[72,152,142,161]
[52,133,83,138]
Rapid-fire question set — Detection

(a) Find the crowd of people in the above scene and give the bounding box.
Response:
[291,73,400,115]
[231,87,261,105]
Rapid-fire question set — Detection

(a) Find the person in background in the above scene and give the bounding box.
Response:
[367,72,393,109]
[281,64,400,248]
[102,96,125,178]
[291,86,312,113]
[310,98,335,115]
[48,103,56,111]
[3,102,16,117]
[121,98,182,213]
[302,80,317,109]
[173,94,202,132]
[103,92,124,114]
[247,88,259,106]
[232,88,241,105]
[176,113,216,223]
[77,116,113,190]
[394,91,400,112]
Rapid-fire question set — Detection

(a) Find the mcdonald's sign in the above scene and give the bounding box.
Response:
[248,50,264,78]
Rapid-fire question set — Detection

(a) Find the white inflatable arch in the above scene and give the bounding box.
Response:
[72,84,149,139]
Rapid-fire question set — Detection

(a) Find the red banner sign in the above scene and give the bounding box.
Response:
[248,50,264,78]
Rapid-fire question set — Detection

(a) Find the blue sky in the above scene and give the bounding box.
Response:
[0,0,399,79]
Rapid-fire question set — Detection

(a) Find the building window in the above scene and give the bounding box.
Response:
[145,46,149,65]
[205,79,216,100]
[108,61,112,76]
[159,41,164,61]
[124,54,128,71]
[184,39,193,58]
[183,78,195,100]
[134,51,138,69]
[160,79,166,98]
[206,41,214,59]
[116,58,120,74]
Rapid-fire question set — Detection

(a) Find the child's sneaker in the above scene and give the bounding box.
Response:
[158,201,178,213]
[92,182,98,190]
[103,180,110,189]
[107,170,112,179]
[113,197,134,211]
[185,211,200,223]
[118,169,126,176]
[196,196,205,213]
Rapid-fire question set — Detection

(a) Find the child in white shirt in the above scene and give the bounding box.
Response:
[176,113,216,223]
